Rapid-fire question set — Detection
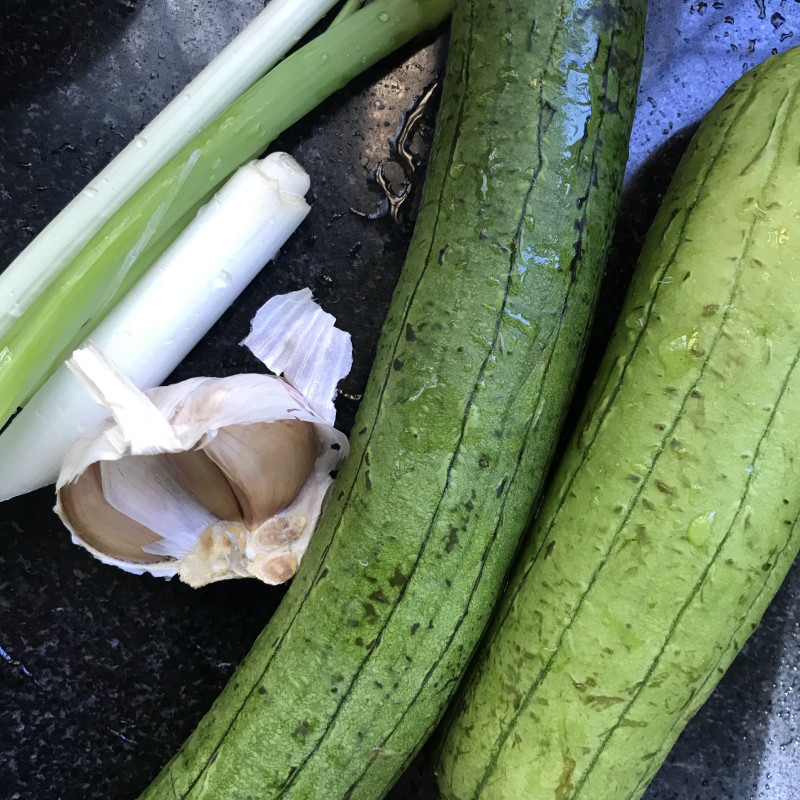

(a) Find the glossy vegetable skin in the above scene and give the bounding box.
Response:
[436,43,800,800]
[139,0,645,797]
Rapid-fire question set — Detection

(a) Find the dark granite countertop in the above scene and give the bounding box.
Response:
[1,1,799,798]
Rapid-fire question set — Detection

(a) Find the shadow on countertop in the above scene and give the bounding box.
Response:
[0,0,141,106]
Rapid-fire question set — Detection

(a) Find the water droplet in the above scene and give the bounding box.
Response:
[211,157,223,170]
[213,270,233,290]
[628,461,650,478]
[687,484,703,505]
[503,307,534,331]
[378,11,390,22]
[320,53,329,63]
[625,312,646,330]
[449,162,465,179]
[83,185,99,198]
[658,329,702,379]
[497,67,519,85]
[134,136,147,149]
[687,510,716,547]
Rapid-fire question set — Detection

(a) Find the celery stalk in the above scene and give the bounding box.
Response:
[0,0,452,431]
[0,0,341,338]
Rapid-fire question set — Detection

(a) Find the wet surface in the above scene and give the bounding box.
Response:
[1,1,799,798]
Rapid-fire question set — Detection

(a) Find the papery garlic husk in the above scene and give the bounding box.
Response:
[55,289,351,587]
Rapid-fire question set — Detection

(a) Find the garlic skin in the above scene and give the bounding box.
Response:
[55,289,351,587]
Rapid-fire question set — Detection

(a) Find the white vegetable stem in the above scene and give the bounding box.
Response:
[0,0,338,337]
[0,152,311,501]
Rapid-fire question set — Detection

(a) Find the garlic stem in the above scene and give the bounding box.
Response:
[0,153,310,501]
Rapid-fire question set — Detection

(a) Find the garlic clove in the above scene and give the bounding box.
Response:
[58,462,164,563]
[168,447,244,523]
[99,453,218,559]
[198,420,319,530]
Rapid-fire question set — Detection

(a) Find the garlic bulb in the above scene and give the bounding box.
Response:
[55,289,351,587]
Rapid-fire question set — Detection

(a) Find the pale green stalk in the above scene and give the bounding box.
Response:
[0,0,341,339]
[0,0,452,431]
[331,0,366,25]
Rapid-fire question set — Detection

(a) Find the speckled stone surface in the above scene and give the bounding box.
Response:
[0,1,799,799]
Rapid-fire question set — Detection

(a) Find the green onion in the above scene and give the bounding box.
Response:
[0,0,341,338]
[0,0,452,432]
[330,0,366,26]
[0,153,312,501]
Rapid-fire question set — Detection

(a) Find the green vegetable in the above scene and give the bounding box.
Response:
[138,0,644,798]
[0,0,452,432]
[0,0,341,340]
[435,43,800,800]
[331,0,366,26]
